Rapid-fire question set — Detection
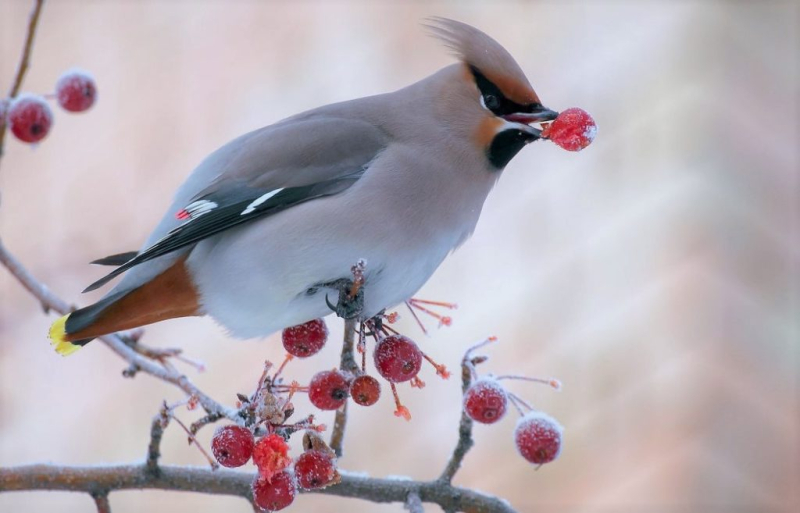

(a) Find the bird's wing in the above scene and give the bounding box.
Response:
[87,114,388,293]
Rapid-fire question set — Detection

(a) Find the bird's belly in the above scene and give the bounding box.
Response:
[186,220,449,339]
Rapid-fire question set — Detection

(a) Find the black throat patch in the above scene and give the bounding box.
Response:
[488,129,538,169]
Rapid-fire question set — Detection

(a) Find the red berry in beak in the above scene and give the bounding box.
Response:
[543,107,596,152]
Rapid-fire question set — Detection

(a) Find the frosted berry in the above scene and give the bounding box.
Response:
[211,425,254,468]
[253,433,292,481]
[464,378,508,424]
[8,94,53,143]
[282,318,328,358]
[544,107,596,152]
[350,375,381,406]
[514,411,563,465]
[55,70,97,112]
[373,335,422,383]
[252,470,296,511]
[294,450,336,489]
[308,370,350,410]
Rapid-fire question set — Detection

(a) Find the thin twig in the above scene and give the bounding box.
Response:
[0,0,45,160]
[146,405,170,476]
[0,464,517,513]
[330,318,358,458]
[405,491,424,513]
[91,491,111,513]
[438,352,476,484]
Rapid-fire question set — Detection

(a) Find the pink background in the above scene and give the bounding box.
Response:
[1,1,798,512]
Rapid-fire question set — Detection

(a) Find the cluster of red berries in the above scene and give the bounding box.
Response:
[211,426,339,511]
[0,69,96,144]
[461,338,564,466]
[542,107,597,152]
[283,308,451,421]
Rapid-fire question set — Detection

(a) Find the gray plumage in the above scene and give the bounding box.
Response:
[71,18,558,341]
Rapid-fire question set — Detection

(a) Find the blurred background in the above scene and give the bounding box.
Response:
[1,1,798,512]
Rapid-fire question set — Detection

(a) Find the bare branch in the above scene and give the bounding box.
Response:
[438,352,476,483]
[0,465,517,513]
[330,317,358,457]
[0,0,45,160]
[146,404,170,476]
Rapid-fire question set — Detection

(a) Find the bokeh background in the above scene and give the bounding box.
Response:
[1,1,798,512]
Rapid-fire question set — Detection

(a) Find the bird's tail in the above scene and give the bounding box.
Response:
[48,255,201,356]
[49,290,129,356]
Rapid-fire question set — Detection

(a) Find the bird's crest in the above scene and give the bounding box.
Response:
[425,17,539,105]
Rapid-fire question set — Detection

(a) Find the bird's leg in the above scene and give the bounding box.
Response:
[324,278,365,320]
[323,258,368,320]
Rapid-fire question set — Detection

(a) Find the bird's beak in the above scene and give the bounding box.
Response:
[502,105,558,140]
[502,106,559,125]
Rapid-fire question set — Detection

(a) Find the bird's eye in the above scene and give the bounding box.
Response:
[484,94,500,111]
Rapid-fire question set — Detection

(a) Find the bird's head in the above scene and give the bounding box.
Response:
[426,18,558,169]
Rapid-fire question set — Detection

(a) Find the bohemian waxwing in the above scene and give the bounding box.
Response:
[49,18,559,355]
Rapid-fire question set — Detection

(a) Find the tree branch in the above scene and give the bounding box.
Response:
[330,317,358,458]
[438,350,476,483]
[0,0,45,160]
[0,464,517,513]
[146,404,170,476]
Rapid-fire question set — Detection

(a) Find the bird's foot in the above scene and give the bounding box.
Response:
[324,278,365,320]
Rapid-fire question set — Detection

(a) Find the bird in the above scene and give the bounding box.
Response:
[49,18,558,356]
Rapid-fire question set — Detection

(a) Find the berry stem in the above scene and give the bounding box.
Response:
[495,375,562,390]
[271,354,294,383]
[404,301,429,335]
[164,403,219,470]
[507,392,535,414]
[408,298,458,310]
[390,382,412,421]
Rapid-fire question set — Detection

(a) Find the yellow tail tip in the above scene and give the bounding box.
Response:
[49,315,80,356]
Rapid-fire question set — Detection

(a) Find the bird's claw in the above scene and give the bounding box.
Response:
[324,278,365,320]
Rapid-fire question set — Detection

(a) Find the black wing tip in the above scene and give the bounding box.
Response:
[90,251,139,266]
[82,273,117,293]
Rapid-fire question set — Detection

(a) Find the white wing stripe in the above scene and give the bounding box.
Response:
[241,189,282,215]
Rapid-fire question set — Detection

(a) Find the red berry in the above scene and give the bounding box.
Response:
[282,318,328,358]
[294,450,336,489]
[350,375,381,406]
[8,94,53,143]
[463,378,508,424]
[514,411,563,465]
[308,370,350,410]
[544,107,596,152]
[252,470,296,511]
[211,425,254,468]
[373,335,422,383]
[55,70,97,113]
[252,434,292,481]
